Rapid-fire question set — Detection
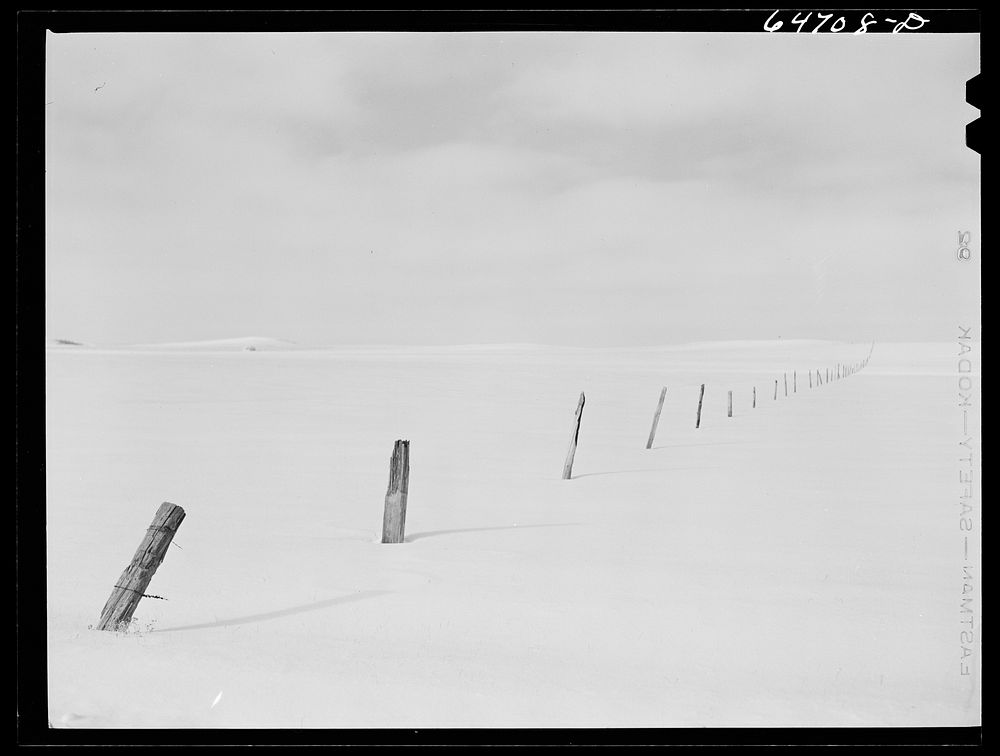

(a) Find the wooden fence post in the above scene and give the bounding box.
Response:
[381,439,411,543]
[646,386,667,449]
[562,392,586,479]
[793,371,797,393]
[727,390,733,418]
[773,380,778,400]
[784,373,788,397]
[809,371,813,388]
[695,384,706,428]
[753,386,756,408]
[97,502,185,631]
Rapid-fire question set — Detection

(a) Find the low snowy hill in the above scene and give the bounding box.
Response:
[124,337,301,352]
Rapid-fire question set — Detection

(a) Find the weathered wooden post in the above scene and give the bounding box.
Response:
[753,386,756,408]
[645,386,668,449]
[784,373,788,397]
[381,439,411,543]
[727,390,733,418]
[562,392,585,479]
[809,371,813,389]
[793,371,797,393]
[97,502,185,631]
[773,380,778,400]
[695,384,706,428]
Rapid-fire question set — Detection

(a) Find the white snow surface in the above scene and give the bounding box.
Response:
[45,340,981,728]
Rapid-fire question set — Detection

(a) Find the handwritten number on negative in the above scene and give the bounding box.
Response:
[764,11,930,34]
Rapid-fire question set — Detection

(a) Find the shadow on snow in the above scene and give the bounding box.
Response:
[154,590,391,632]
[406,522,580,542]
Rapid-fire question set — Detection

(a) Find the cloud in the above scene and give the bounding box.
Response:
[44,31,979,345]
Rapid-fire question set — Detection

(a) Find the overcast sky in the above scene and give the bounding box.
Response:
[45,32,980,346]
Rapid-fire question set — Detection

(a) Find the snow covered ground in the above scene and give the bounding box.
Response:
[45,339,980,728]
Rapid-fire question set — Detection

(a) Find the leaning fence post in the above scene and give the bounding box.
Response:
[695,384,706,428]
[97,502,185,631]
[562,392,586,479]
[727,390,733,418]
[645,386,668,449]
[381,439,411,543]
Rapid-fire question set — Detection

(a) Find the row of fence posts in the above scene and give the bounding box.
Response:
[567,341,874,476]
[96,341,875,630]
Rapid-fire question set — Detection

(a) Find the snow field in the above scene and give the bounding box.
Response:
[45,341,980,727]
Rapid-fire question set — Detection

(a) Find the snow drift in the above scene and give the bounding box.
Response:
[45,340,981,728]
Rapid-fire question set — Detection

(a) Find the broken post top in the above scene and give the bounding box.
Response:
[141,502,185,570]
[571,392,585,436]
[157,501,185,519]
[387,439,410,495]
